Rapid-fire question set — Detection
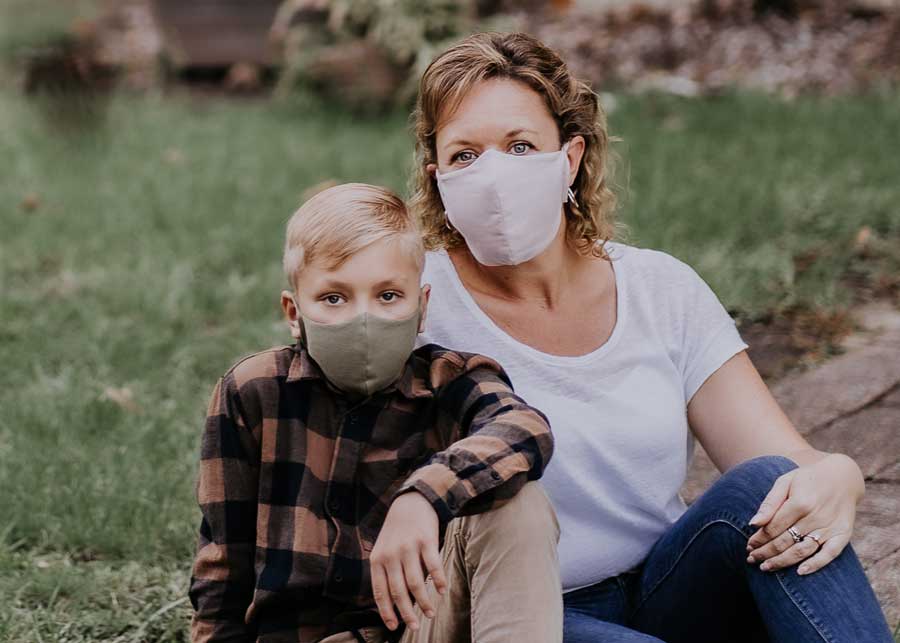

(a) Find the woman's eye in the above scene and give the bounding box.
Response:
[323,294,344,305]
[510,142,532,155]
[453,150,477,164]
[380,291,400,302]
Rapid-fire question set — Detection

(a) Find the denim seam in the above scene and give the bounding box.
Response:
[631,511,747,615]
[774,571,832,643]
[629,511,831,643]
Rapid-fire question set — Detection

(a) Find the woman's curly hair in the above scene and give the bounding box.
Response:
[409,31,619,258]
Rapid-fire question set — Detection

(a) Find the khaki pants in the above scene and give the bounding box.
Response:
[319,481,562,643]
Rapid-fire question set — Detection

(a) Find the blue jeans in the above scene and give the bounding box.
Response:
[563,456,894,643]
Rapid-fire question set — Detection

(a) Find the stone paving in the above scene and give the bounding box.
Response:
[682,303,900,630]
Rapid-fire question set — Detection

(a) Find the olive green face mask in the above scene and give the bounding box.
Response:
[296,302,421,399]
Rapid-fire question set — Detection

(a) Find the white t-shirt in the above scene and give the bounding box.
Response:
[417,241,748,592]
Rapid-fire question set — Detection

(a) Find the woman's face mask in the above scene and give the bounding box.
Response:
[292,295,423,399]
[435,142,571,266]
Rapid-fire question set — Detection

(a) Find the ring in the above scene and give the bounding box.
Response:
[788,526,805,544]
[806,533,822,550]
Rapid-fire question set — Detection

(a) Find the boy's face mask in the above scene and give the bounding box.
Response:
[292,296,422,398]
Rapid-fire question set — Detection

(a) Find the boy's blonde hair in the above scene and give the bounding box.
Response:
[283,183,424,289]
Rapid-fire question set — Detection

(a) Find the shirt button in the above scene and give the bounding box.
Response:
[490,470,501,480]
[335,572,344,583]
[328,497,340,513]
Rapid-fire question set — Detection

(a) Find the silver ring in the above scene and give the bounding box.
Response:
[788,526,804,544]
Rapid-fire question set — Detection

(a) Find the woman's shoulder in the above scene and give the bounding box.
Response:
[606,240,707,296]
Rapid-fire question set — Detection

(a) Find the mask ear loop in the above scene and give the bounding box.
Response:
[562,139,579,208]
[289,294,307,344]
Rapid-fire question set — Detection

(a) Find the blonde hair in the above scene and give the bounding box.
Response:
[283,183,424,289]
[410,32,618,258]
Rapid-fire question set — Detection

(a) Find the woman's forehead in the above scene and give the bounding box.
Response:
[436,78,556,146]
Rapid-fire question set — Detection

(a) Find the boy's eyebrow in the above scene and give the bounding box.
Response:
[314,278,408,292]
[371,278,406,291]
[316,278,354,291]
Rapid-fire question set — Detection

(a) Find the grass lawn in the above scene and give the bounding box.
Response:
[1,86,899,640]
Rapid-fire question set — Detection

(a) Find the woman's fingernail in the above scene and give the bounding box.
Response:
[798,565,809,575]
[749,513,762,525]
[746,555,755,564]
[760,562,771,571]
[426,610,435,618]
[746,544,753,551]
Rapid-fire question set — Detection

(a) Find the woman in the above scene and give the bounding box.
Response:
[399,32,892,642]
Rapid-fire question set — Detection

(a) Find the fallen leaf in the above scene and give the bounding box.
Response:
[21,193,41,212]
[101,386,139,413]
[163,147,185,165]
[854,225,873,254]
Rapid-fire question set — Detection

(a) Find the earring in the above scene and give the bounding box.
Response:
[444,211,456,232]
[567,187,579,207]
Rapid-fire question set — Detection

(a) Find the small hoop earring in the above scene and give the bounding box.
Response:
[444,211,456,232]
[567,187,579,207]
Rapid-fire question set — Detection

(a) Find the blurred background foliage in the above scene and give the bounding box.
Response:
[270,0,523,109]
[1,0,899,640]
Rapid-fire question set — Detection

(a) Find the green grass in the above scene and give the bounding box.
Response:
[1,87,899,640]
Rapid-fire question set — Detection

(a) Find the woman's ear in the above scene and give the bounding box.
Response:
[565,135,586,187]
[426,163,437,176]
[417,284,431,333]
[281,290,302,339]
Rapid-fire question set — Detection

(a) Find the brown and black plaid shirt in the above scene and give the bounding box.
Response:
[188,342,553,643]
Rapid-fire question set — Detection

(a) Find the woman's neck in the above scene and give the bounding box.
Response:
[448,221,596,311]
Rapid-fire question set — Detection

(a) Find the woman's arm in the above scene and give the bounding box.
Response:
[687,350,865,574]
[688,350,816,469]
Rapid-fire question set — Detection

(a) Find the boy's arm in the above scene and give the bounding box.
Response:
[391,357,553,528]
[188,374,260,643]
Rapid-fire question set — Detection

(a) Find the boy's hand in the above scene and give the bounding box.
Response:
[370,491,447,633]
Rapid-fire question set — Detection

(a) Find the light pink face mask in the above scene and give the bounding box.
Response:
[435,142,571,266]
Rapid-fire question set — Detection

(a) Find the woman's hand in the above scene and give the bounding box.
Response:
[370,491,448,632]
[745,453,864,575]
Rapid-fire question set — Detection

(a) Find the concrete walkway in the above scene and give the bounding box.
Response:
[682,302,900,630]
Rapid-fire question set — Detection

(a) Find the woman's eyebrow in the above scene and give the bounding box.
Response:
[444,128,540,150]
[445,137,476,149]
[505,128,538,139]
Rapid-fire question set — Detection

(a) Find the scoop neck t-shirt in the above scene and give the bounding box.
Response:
[417,241,749,592]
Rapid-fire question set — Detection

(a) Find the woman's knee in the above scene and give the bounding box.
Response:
[725,455,797,495]
[698,455,798,523]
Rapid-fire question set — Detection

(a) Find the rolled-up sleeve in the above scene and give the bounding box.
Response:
[392,359,553,527]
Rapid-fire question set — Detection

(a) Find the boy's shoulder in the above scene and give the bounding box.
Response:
[412,343,512,390]
[221,344,298,395]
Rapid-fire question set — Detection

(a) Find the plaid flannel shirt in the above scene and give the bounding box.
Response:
[188,342,553,643]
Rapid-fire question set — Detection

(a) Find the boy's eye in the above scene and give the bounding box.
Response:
[323,294,344,305]
[509,142,532,155]
[380,291,401,302]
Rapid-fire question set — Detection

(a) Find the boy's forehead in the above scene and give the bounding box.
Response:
[301,239,422,288]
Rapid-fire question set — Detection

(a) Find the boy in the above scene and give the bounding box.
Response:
[188,183,559,643]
